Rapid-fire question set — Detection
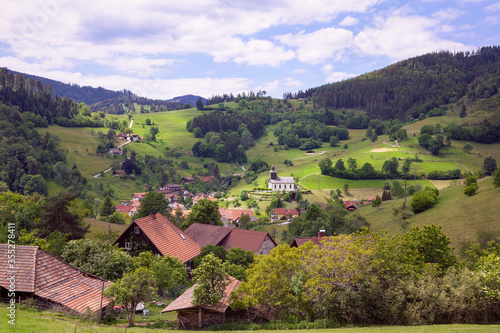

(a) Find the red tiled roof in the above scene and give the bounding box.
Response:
[344,200,358,209]
[184,223,277,253]
[219,209,255,222]
[219,229,276,253]
[271,208,299,215]
[0,245,112,314]
[115,205,133,213]
[120,213,200,263]
[201,176,213,182]
[0,244,37,292]
[184,223,232,248]
[162,276,240,313]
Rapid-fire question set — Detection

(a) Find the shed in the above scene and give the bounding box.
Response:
[161,277,240,329]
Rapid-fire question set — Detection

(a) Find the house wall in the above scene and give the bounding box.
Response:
[257,235,276,255]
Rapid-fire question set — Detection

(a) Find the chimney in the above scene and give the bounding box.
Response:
[151,211,157,221]
[318,230,326,237]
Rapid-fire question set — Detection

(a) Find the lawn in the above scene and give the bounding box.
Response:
[2,306,500,333]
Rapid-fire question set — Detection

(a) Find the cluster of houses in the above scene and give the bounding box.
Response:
[0,164,381,326]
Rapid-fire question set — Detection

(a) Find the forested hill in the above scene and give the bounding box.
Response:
[286,46,500,120]
[5,68,186,113]
[7,69,123,105]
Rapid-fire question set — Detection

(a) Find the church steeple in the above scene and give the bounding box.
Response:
[270,165,277,180]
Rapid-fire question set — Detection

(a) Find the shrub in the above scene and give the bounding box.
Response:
[411,190,437,213]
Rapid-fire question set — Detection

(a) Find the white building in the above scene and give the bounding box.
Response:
[268,165,296,192]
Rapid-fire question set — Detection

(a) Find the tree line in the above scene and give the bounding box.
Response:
[285,46,500,120]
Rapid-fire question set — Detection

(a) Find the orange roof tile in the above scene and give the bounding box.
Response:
[218,209,255,222]
[117,213,201,263]
[0,245,112,314]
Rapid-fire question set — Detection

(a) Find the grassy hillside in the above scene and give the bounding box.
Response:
[357,176,500,251]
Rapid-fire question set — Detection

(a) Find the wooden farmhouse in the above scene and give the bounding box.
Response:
[0,244,112,315]
[113,213,201,268]
[161,277,240,329]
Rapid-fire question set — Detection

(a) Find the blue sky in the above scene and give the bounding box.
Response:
[0,0,499,100]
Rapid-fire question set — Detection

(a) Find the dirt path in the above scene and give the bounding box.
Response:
[93,167,112,178]
[129,119,134,128]
[382,139,399,147]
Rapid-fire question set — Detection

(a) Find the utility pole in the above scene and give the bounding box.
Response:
[459,161,462,185]
[404,179,407,206]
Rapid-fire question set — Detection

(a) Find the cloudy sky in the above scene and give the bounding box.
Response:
[0,0,498,100]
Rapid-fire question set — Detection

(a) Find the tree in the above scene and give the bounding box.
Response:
[145,118,151,125]
[463,143,473,153]
[460,104,467,118]
[347,157,357,171]
[410,188,437,213]
[100,195,115,217]
[428,138,441,155]
[193,127,203,138]
[382,157,399,175]
[38,189,89,240]
[329,135,339,147]
[196,97,204,110]
[240,189,249,201]
[483,157,497,176]
[62,239,133,281]
[104,267,157,326]
[343,183,350,195]
[371,195,382,209]
[135,191,170,219]
[494,169,500,188]
[182,198,222,229]
[192,253,230,306]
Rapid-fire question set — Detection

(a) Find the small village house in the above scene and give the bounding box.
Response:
[161,277,240,329]
[184,223,277,255]
[113,213,200,268]
[269,207,299,222]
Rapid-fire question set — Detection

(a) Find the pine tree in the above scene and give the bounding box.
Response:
[100,195,115,217]
[460,104,467,118]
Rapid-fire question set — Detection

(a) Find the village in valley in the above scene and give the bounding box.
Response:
[1,1,500,332]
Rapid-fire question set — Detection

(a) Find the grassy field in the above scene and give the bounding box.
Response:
[357,176,500,250]
[2,306,500,333]
[85,218,129,242]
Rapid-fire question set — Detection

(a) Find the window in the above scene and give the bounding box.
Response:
[279,185,281,189]
[134,227,140,234]
[125,242,132,250]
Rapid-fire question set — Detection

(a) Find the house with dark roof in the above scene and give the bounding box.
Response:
[161,276,240,329]
[0,244,112,315]
[159,184,182,194]
[269,208,299,222]
[113,213,200,267]
[181,176,195,184]
[184,223,277,255]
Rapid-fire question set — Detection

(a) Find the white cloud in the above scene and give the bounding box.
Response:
[432,8,467,21]
[485,2,500,11]
[321,64,357,82]
[354,9,473,60]
[210,38,295,67]
[340,16,359,26]
[276,28,354,64]
[484,16,500,25]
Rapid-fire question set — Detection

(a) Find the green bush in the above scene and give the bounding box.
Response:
[411,190,437,213]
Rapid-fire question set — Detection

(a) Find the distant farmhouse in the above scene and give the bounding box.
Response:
[268,165,296,192]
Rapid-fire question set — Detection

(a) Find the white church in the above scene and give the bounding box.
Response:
[268,165,296,192]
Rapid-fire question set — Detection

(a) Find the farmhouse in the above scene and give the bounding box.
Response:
[268,165,296,192]
[181,176,195,184]
[161,277,240,329]
[108,148,122,155]
[218,208,256,224]
[184,223,277,255]
[112,169,124,177]
[0,244,112,315]
[159,183,182,194]
[344,200,358,211]
[269,207,299,222]
[113,213,200,267]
